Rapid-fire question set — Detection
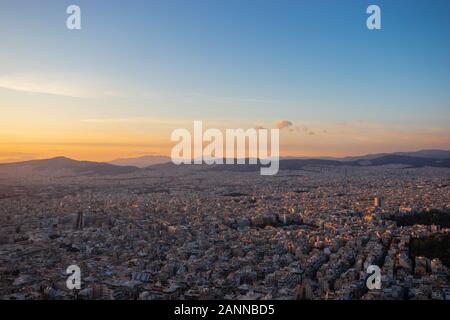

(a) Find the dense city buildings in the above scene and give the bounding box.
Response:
[0,163,449,300]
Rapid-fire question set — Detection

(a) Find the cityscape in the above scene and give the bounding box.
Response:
[0,154,449,300]
[1,0,450,304]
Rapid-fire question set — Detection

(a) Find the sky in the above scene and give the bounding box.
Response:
[0,0,449,162]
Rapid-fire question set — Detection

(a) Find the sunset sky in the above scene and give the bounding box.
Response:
[1,0,449,162]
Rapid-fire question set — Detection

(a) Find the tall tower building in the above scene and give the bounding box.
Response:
[374,196,383,208]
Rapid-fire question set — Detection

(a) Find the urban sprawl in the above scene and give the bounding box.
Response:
[0,164,449,300]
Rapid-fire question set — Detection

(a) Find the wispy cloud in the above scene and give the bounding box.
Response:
[80,117,191,128]
[81,118,157,124]
[0,72,125,98]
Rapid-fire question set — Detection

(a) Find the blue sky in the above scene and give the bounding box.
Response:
[0,0,449,160]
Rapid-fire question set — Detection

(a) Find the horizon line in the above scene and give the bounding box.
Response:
[1,148,449,165]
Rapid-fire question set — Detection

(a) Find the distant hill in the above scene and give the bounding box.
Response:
[341,149,450,162]
[0,157,139,176]
[393,149,450,159]
[208,154,450,172]
[109,155,171,168]
[349,155,450,168]
[0,149,449,177]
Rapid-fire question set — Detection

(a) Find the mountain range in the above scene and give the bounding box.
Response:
[108,155,171,168]
[0,150,449,176]
[0,157,139,176]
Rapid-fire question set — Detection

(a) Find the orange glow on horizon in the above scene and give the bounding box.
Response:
[1,118,449,163]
